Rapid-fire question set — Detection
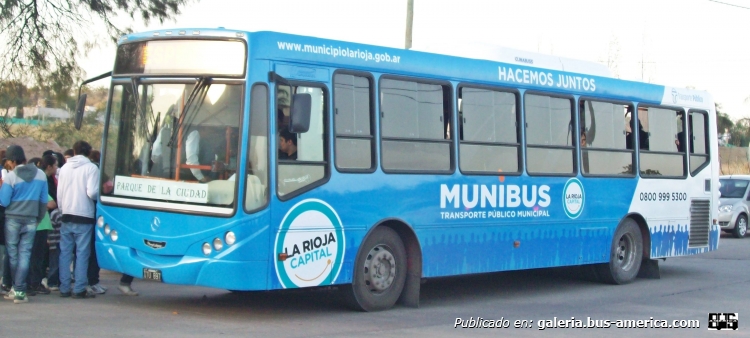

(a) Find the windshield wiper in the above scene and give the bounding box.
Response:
[129,78,161,144]
[149,112,161,143]
[168,77,211,147]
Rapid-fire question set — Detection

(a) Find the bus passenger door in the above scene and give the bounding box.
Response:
[271,69,344,290]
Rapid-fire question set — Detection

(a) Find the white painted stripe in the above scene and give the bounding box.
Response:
[100,196,234,215]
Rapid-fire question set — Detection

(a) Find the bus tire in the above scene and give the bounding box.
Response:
[597,218,643,285]
[348,227,407,312]
[732,214,747,238]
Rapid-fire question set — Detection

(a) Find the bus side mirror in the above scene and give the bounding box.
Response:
[74,93,87,130]
[289,93,311,133]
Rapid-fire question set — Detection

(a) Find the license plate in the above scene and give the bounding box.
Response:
[143,268,163,282]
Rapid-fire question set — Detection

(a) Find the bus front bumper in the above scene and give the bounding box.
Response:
[96,241,268,291]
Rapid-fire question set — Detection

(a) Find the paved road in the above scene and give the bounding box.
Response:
[1,233,748,338]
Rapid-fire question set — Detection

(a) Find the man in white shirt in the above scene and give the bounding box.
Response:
[57,141,99,299]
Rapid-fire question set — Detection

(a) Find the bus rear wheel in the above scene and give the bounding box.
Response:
[349,227,407,312]
[597,218,643,285]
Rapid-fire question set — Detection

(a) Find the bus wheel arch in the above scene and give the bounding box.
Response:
[626,213,651,261]
[347,219,421,311]
[381,220,422,308]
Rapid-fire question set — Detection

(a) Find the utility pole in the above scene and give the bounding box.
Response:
[641,53,644,81]
[405,0,414,49]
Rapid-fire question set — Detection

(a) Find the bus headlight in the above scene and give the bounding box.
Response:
[719,205,733,213]
[202,243,211,256]
[104,224,111,235]
[110,230,118,242]
[225,231,236,246]
[97,216,105,227]
[213,238,223,251]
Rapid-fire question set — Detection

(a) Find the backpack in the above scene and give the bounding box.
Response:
[50,208,62,229]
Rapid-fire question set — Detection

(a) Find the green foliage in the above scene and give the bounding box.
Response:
[36,118,103,150]
[0,0,192,86]
[82,85,110,112]
[0,81,31,137]
[0,81,30,111]
[716,103,733,135]
[639,169,662,175]
[730,119,750,147]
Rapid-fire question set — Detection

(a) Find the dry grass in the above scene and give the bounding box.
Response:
[721,162,750,175]
[719,147,750,175]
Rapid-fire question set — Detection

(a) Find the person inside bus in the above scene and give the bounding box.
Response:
[150,105,176,178]
[278,129,298,160]
[581,130,590,174]
[227,159,266,209]
[579,101,596,146]
[675,113,692,153]
[185,125,225,183]
[225,128,240,174]
[626,121,650,151]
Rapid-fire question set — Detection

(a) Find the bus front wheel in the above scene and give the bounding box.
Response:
[348,227,407,312]
[597,219,643,285]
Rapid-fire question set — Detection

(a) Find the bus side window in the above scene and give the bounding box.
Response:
[380,78,452,173]
[689,111,710,175]
[458,86,520,174]
[334,73,375,171]
[245,84,269,212]
[639,106,686,177]
[579,100,634,176]
[525,93,574,175]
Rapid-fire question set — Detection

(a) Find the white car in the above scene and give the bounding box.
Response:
[718,175,750,238]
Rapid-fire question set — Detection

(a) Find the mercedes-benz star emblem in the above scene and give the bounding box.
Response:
[151,217,161,232]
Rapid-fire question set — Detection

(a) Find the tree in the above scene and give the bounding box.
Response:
[716,103,733,135]
[0,0,192,86]
[0,81,32,137]
[730,118,750,147]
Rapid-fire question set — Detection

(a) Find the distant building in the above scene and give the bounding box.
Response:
[22,106,70,119]
[1,106,70,120]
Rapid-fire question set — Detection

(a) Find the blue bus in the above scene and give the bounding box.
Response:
[75,29,719,311]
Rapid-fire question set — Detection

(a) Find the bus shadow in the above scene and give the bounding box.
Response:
[106,265,601,317]
[106,262,701,318]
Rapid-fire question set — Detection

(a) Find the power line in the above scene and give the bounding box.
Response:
[708,0,750,10]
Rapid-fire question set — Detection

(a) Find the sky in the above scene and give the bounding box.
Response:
[82,0,750,120]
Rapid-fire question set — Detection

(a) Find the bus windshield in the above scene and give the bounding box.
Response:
[100,81,246,212]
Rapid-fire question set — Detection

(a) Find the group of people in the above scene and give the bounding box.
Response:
[0,142,137,304]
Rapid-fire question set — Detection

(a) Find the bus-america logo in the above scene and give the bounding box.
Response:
[274,199,345,288]
[563,178,584,219]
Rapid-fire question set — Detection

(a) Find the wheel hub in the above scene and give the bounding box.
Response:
[363,245,396,293]
[616,233,635,271]
[739,218,747,236]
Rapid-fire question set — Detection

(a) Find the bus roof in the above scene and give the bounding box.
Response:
[119,28,714,110]
[411,41,612,78]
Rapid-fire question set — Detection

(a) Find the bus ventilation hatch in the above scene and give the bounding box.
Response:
[689,199,710,247]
